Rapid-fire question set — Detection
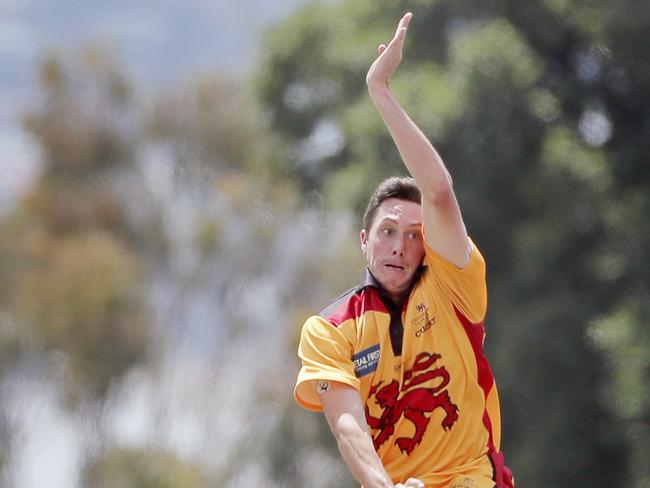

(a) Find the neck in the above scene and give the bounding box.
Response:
[368,267,424,308]
[381,289,408,309]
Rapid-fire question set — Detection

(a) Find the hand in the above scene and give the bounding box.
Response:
[366,12,413,89]
[395,477,425,488]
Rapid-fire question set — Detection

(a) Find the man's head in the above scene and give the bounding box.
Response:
[360,177,424,303]
[362,176,421,233]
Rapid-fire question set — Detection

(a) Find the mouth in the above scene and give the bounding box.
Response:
[384,263,405,271]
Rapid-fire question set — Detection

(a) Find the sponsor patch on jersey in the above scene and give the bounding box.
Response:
[353,344,381,377]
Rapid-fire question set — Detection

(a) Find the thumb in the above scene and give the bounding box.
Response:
[377,43,387,55]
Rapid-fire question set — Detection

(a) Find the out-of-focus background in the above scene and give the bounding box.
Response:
[1,0,649,487]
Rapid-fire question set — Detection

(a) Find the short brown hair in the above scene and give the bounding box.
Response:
[362,176,421,231]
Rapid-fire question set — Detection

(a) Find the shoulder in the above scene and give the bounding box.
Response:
[317,285,387,328]
[318,286,358,324]
[423,237,485,275]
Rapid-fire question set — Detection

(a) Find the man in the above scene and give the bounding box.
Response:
[294,12,515,488]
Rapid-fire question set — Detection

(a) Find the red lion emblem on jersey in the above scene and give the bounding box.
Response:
[365,352,459,454]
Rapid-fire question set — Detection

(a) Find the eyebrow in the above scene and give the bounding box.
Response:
[378,217,422,228]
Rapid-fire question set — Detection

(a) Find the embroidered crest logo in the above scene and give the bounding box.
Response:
[412,302,435,337]
[365,352,459,454]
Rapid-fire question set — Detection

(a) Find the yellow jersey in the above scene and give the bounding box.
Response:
[295,239,514,488]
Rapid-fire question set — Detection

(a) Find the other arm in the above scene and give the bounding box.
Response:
[319,381,423,488]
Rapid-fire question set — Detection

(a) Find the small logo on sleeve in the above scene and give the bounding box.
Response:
[353,344,381,378]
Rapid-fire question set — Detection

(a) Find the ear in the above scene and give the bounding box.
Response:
[360,229,368,253]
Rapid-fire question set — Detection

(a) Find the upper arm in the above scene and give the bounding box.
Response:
[422,237,487,322]
[421,180,471,269]
[318,381,369,438]
[295,316,359,411]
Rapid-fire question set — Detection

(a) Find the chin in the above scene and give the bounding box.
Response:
[387,280,411,295]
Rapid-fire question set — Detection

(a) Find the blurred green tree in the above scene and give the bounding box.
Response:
[0,46,154,482]
[10,47,152,406]
[147,75,263,178]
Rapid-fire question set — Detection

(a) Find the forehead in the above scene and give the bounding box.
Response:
[374,198,422,225]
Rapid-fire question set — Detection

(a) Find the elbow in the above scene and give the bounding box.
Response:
[424,174,454,207]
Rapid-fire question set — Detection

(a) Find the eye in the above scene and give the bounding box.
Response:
[407,231,420,240]
[381,227,395,237]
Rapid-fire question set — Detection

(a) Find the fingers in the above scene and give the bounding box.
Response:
[395,11,413,39]
[378,12,412,55]
[404,478,424,488]
[395,479,424,488]
[366,12,412,87]
[388,12,412,52]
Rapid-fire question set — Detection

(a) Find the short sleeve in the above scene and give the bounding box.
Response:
[294,315,360,412]
[423,237,487,323]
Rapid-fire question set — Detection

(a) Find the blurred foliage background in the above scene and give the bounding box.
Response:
[1,0,649,487]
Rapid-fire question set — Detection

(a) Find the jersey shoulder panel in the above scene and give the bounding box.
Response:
[318,286,387,327]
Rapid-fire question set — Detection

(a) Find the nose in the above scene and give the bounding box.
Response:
[392,236,405,256]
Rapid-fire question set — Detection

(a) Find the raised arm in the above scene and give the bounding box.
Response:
[366,12,471,268]
[319,381,424,488]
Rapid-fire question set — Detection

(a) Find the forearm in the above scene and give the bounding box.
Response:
[332,412,395,488]
[368,83,453,204]
[365,11,469,266]
[320,382,395,488]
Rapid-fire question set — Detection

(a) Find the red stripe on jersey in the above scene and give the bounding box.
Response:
[455,306,515,488]
[324,288,388,327]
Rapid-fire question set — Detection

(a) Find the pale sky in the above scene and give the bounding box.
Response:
[0,0,317,210]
